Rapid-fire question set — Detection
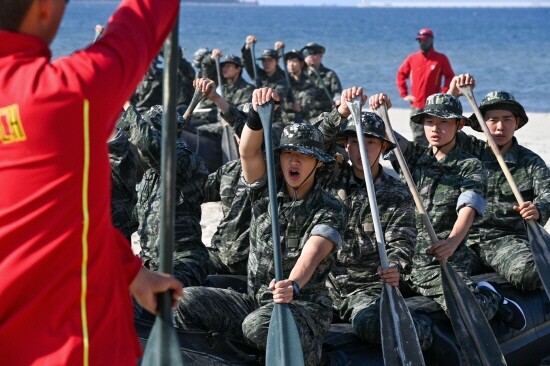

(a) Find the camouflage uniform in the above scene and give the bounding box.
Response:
[175,123,346,366]
[457,91,550,291]
[207,54,255,107]
[303,64,342,116]
[119,105,210,287]
[130,49,195,113]
[282,71,320,125]
[387,94,501,319]
[204,159,250,275]
[108,129,139,242]
[317,109,433,348]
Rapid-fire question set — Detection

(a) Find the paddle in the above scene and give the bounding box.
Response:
[251,41,259,87]
[459,85,550,301]
[214,56,224,98]
[182,88,205,127]
[377,103,507,366]
[347,97,425,366]
[141,16,184,366]
[257,101,304,366]
[309,66,334,109]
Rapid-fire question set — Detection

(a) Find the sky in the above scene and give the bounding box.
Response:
[259,0,550,6]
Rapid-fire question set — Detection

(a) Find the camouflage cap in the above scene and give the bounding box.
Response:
[220,54,243,67]
[336,112,396,151]
[256,49,279,60]
[467,91,529,132]
[275,123,334,163]
[145,105,184,136]
[283,49,304,62]
[410,93,468,124]
[301,42,326,57]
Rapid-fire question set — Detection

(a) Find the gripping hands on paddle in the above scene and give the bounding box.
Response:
[450,73,541,223]
[251,87,280,111]
[336,86,367,118]
[130,267,183,315]
[269,279,295,304]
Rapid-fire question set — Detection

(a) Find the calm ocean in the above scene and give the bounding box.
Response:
[53,3,550,112]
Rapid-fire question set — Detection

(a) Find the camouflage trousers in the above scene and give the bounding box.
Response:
[469,236,542,291]
[174,287,332,366]
[331,286,433,351]
[207,247,248,276]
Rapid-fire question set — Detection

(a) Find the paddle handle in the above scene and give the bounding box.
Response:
[460,85,525,206]
[347,99,390,269]
[182,88,205,125]
[377,104,439,244]
[251,42,259,87]
[258,102,284,281]
[214,57,224,98]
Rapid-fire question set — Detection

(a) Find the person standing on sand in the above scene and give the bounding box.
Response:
[396,28,455,146]
[449,73,550,293]
[0,0,182,364]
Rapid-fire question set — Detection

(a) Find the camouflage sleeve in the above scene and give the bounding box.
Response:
[203,164,224,203]
[458,157,487,216]
[328,71,342,103]
[220,103,247,137]
[311,193,347,251]
[200,54,218,82]
[529,154,550,225]
[315,108,346,151]
[241,43,264,83]
[383,193,417,274]
[124,106,162,173]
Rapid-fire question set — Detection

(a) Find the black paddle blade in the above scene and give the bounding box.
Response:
[380,285,426,366]
[266,304,304,366]
[141,315,184,366]
[441,262,507,366]
[527,220,550,300]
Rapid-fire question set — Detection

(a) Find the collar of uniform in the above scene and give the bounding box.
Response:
[0,30,51,59]
[482,136,520,165]
[421,143,461,169]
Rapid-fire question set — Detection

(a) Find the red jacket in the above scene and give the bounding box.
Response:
[0,0,178,364]
[396,48,455,109]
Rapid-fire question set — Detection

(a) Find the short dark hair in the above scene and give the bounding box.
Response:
[0,0,34,32]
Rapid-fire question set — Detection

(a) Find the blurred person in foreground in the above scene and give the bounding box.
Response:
[0,0,182,364]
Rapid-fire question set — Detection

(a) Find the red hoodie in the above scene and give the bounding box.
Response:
[396,48,455,109]
[0,0,178,364]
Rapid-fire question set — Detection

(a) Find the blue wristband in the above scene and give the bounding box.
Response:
[290,280,300,298]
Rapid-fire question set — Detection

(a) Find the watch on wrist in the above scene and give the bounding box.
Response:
[290,280,300,298]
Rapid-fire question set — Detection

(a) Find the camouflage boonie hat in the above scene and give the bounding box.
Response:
[336,112,396,151]
[410,93,468,124]
[283,49,304,62]
[145,105,184,136]
[220,54,243,67]
[468,91,529,132]
[275,123,334,163]
[256,49,279,60]
[301,42,326,57]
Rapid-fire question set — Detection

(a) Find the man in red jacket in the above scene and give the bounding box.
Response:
[0,0,183,365]
[396,28,455,145]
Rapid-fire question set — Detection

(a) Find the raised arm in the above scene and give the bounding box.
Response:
[239,88,280,184]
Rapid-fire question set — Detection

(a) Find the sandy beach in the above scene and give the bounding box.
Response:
[201,106,550,245]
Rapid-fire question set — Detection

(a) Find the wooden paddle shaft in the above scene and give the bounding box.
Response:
[460,86,525,206]
[182,89,205,123]
[251,42,258,87]
[378,104,439,244]
[215,57,224,98]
